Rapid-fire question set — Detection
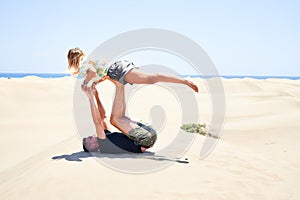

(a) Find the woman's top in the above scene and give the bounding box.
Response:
[79,59,109,82]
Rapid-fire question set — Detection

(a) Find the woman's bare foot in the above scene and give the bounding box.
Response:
[185,79,199,92]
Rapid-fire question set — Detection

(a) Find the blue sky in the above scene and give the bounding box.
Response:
[0,0,299,75]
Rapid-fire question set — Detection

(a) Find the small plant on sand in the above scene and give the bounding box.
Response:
[180,123,220,139]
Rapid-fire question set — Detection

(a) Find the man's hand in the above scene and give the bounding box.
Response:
[90,83,97,95]
[82,82,98,99]
[81,81,88,92]
[81,83,90,96]
[82,85,92,99]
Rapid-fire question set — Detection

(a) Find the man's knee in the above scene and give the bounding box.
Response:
[110,115,119,127]
[110,115,125,127]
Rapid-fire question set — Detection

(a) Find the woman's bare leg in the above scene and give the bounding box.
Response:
[124,69,199,92]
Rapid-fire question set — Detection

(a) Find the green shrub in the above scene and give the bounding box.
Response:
[180,123,220,139]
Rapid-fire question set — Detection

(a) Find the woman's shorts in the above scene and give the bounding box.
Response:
[127,122,157,148]
[107,60,138,85]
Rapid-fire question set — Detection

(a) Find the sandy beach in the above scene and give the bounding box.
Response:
[0,77,299,200]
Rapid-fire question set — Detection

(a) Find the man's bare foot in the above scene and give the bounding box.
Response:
[107,78,123,87]
[96,75,109,84]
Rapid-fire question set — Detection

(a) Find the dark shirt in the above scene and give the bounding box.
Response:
[97,130,143,154]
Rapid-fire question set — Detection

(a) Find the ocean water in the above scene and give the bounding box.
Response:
[0,73,300,80]
[0,73,70,78]
[183,75,300,80]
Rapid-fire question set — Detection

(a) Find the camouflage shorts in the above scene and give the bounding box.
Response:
[127,122,157,148]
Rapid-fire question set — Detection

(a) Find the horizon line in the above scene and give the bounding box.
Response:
[0,72,300,78]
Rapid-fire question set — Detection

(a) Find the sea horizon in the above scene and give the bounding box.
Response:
[0,72,300,80]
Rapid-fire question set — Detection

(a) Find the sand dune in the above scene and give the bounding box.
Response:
[0,77,299,199]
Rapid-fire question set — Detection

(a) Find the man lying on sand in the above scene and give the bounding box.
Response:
[82,81,157,153]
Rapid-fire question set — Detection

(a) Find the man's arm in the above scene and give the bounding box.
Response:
[84,87,106,139]
[94,88,108,130]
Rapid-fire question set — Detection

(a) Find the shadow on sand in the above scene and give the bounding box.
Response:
[51,151,189,164]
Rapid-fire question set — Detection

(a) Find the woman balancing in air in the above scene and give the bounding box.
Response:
[67,48,199,92]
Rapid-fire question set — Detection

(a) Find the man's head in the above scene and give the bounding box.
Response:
[83,136,99,152]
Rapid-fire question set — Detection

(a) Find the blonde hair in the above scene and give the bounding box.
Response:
[67,48,85,76]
